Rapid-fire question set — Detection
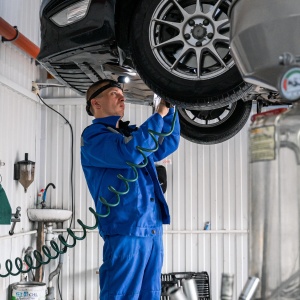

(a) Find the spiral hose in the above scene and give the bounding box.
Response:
[0,109,178,278]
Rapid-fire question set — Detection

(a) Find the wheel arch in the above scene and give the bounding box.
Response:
[178,100,253,144]
[115,0,140,57]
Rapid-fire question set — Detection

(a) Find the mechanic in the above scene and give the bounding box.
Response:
[80,79,180,300]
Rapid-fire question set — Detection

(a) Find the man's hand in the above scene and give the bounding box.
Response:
[157,99,169,117]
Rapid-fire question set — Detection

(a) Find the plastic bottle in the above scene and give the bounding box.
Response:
[204,221,210,230]
[37,189,44,207]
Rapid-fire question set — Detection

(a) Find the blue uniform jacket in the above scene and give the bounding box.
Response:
[81,108,180,237]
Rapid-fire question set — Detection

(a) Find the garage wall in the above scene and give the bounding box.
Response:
[0,0,43,299]
[163,126,249,299]
[0,1,250,299]
[40,93,250,300]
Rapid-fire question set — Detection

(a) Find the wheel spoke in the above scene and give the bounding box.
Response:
[195,48,204,78]
[213,19,230,44]
[152,18,183,32]
[169,0,190,19]
[205,44,228,68]
[214,19,230,31]
[170,45,193,70]
[194,0,203,14]
[213,31,230,43]
[196,111,203,119]
[152,35,182,49]
[206,0,224,19]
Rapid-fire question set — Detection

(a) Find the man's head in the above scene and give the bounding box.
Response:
[86,79,125,118]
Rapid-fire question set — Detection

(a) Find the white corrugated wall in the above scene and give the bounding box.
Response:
[0,1,43,299]
[38,95,249,300]
[0,1,249,299]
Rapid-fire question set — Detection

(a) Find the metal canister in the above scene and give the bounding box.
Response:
[182,278,198,300]
[220,273,234,300]
[168,286,187,300]
[11,282,47,300]
[239,277,260,300]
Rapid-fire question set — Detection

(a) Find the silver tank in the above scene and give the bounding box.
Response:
[249,103,300,299]
[229,0,300,92]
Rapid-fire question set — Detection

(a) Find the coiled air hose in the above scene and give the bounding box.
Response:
[0,109,178,278]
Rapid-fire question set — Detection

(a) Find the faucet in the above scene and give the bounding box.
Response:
[9,206,21,235]
[41,183,56,208]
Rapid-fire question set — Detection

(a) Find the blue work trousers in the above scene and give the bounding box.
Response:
[99,234,164,299]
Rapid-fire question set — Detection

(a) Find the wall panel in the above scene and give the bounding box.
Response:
[0,80,250,300]
[0,1,46,299]
[39,99,250,299]
[0,1,251,299]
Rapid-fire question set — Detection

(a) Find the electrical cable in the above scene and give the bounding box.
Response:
[36,93,75,300]
[36,93,75,230]
[0,98,178,278]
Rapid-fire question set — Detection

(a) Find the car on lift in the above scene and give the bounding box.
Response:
[37,0,255,144]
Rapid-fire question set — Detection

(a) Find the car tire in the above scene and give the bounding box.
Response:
[178,99,252,144]
[129,0,252,109]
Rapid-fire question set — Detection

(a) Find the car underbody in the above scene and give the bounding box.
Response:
[37,0,289,145]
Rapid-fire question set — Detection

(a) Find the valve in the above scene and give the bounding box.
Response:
[9,206,21,235]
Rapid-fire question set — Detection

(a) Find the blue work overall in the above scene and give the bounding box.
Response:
[81,108,180,299]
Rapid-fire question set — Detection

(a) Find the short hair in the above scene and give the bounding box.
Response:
[85,79,122,116]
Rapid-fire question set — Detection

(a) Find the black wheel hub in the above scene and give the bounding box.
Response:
[191,24,207,40]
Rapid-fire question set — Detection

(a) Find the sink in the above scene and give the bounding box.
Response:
[27,208,72,222]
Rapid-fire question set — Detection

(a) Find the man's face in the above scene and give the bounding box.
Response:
[92,85,125,118]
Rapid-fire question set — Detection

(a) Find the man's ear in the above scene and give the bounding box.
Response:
[92,98,101,108]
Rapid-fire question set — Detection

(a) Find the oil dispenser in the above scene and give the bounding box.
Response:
[228,1,300,297]
[14,153,35,192]
[249,103,300,299]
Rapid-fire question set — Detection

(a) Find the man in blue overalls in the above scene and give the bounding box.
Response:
[81,79,180,299]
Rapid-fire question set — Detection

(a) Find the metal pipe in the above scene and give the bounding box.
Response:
[168,286,187,300]
[220,273,234,300]
[0,230,37,240]
[35,222,45,282]
[52,228,98,233]
[9,206,21,235]
[0,17,40,59]
[51,228,247,234]
[0,75,38,102]
[239,277,260,300]
[48,254,64,287]
[42,183,56,207]
[165,230,248,234]
[182,279,198,300]
[46,254,64,300]
[8,222,18,236]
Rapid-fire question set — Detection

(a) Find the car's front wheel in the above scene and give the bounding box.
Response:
[130,0,252,109]
[178,99,252,144]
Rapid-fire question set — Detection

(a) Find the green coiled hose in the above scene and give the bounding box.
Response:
[0,109,178,278]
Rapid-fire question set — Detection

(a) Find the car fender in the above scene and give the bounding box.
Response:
[38,0,117,62]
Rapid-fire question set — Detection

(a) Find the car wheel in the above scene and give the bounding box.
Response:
[129,0,252,109]
[178,99,252,144]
